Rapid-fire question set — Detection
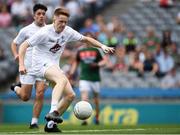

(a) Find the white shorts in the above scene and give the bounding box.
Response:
[30,62,57,78]
[20,58,46,84]
[79,80,100,93]
[20,74,45,85]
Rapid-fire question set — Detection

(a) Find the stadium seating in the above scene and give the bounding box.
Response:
[120,1,180,40]
[0,28,18,88]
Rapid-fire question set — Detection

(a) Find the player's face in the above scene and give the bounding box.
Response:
[54,14,68,33]
[34,9,46,26]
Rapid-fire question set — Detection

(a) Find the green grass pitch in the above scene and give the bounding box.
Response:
[0,124,180,134]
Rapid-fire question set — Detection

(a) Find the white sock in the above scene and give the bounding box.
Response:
[47,120,55,128]
[49,102,58,113]
[31,117,38,125]
[14,86,20,93]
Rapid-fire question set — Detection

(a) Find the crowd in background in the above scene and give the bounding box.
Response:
[0,0,180,89]
[0,0,109,29]
[61,15,180,88]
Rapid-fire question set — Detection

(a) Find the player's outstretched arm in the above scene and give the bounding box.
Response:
[82,36,115,54]
[18,41,29,74]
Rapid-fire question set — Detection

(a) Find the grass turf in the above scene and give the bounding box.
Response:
[0,124,180,134]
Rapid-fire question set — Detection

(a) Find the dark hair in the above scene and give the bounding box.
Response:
[54,7,70,17]
[33,3,47,14]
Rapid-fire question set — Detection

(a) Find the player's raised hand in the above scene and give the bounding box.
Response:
[19,65,27,75]
[101,45,115,54]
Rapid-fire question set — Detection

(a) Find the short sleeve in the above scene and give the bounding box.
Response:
[26,30,47,47]
[67,27,84,42]
[13,29,26,45]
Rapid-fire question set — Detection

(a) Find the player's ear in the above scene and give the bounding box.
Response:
[33,14,36,20]
[53,16,56,23]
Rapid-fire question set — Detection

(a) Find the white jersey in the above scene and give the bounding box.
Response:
[14,22,44,70]
[27,24,84,77]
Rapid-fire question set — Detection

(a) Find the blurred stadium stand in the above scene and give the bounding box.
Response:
[0,28,18,90]
[119,1,180,41]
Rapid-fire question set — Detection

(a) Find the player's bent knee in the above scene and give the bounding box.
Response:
[56,76,68,86]
[21,94,30,101]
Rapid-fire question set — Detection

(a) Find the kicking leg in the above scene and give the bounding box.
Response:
[44,65,74,132]
[44,65,74,123]
[45,80,75,132]
[56,80,75,116]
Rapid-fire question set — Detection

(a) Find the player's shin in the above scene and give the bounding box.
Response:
[57,92,75,116]
[57,81,75,115]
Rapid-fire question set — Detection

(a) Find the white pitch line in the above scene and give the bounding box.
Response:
[63,128,146,132]
[1,128,180,134]
[0,128,146,134]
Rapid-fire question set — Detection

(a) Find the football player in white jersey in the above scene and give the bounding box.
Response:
[10,4,47,129]
[18,7,114,132]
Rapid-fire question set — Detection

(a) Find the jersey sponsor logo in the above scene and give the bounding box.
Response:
[79,51,97,59]
[49,39,62,53]
[49,43,61,53]
[79,51,97,63]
